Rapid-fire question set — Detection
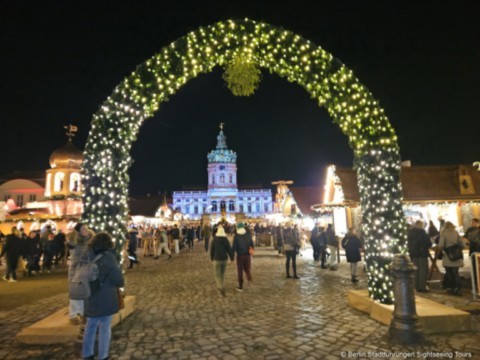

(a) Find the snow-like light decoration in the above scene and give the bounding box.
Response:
[81,19,406,303]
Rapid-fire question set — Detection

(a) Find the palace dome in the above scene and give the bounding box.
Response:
[207,130,237,164]
[49,140,84,169]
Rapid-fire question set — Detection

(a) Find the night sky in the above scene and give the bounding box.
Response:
[1,1,479,195]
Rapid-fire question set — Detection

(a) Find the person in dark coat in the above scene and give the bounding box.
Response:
[464,218,480,255]
[1,227,23,282]
[127,227,140,269]
[209,225,234,296]
[41,226,56,273]
[325,224,338,270]
[232,223,254,291]
[427,220,440,244]
[201,224,212,252]
[283,222,300,279]
[82,232,124,360]
[407,220,432,292]
[310,224,323,262]
[186,225,196,251]
[341,228,363,282]
[275,224,283,256]
[53,230,67,266]
[25,231,41,276]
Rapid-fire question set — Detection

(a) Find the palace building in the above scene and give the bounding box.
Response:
[172,125,273,221]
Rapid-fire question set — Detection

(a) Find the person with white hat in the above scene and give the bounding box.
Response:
[210,225,234,296]
[232,222,255,291]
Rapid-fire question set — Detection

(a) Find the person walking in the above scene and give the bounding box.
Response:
[1,227,23,282]
[283,222,300,279]
[201,223,212,252]
[41,226,56,273]
[186,225,195,252]
[154,226,172,259]
[325,224,338,270]
[82,232,124,360]
[341,228,363,283]
[171,225,181,254]
[438,222,465,296]
[25,231,40,277]
[209,225,234,296]
[407,220,432,292]
[232,222,254,291]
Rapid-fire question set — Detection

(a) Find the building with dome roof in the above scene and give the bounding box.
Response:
[0,127,84,233]
[44,133,84,216]
[173,124,273,222]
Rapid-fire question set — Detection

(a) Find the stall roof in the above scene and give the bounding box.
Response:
[128,195,167,217]
[289,186,323,215]
[335,164,480,203]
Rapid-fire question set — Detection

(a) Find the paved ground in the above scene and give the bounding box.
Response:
[0,242,479,360]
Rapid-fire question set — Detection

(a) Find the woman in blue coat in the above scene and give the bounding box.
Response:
[82,232,124,360]
[341,228,363,283]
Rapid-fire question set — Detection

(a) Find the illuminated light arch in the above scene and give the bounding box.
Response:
[82,19,407,303]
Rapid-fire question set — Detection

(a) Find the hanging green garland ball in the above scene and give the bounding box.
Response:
[223,54,261,96]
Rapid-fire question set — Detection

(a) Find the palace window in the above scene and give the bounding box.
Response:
[194,206,198,214]
[17,195,24,207]
[220,174,225,184]
[247,204,252,213]
[30,194,36,202]
[211,175,215,184]
[228,200,235,212]
[239,205,244,212]
[229,174,233,183]
[211,201,218,212]
[264,204,269,212]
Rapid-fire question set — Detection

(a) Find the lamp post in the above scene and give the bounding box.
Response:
[389,253,425,343]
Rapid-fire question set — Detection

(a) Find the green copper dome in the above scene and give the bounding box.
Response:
[207,129,237,164]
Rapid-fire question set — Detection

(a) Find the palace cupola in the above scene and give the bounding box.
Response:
[45,125,84,216]
[207,123,238,190]
[206,123,239,216]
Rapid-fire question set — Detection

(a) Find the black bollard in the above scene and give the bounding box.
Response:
[389,254,425,344]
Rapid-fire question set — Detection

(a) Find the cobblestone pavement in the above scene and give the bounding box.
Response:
[1,243,479,360]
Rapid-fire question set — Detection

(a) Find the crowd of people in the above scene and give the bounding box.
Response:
[407,217,480,296]
[2,216,479,359]
[0,225,68,282]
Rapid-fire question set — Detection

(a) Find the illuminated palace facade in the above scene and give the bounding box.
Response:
[173,126,273,221]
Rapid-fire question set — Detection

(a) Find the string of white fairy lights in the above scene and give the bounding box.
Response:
[81,19,406,303]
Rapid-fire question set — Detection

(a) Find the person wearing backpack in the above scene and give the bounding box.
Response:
[67,223,93,324]
[82,232,124,360]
